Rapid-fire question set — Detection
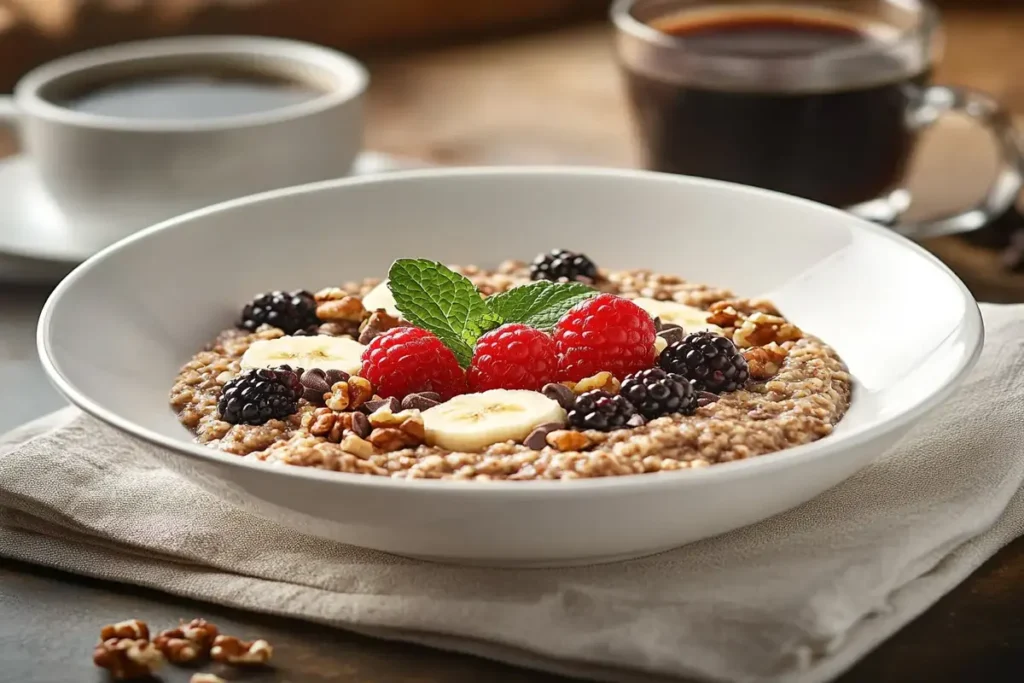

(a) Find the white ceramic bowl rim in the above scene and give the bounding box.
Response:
[14,35,369,133]
[37,166,984,494]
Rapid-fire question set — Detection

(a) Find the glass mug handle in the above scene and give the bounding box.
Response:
[891,86,1023,240]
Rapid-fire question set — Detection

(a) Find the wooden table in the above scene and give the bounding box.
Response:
[5,9,1024,682]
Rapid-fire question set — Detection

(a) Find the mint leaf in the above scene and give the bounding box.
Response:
[388,259,503,366]
[485,281,596,331]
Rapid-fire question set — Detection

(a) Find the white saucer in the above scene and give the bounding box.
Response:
[0,151,423,283]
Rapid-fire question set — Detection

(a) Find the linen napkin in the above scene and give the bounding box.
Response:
[2,304,1024,683]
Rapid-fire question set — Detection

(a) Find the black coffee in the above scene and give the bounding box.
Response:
[59,69,322,120]
[624,9,928,207]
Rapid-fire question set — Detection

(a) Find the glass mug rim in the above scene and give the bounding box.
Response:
[610,0,941,68]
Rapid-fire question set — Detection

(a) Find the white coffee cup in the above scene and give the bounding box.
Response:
[0,36,368,251]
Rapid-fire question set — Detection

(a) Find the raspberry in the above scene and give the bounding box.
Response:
[659,331,749,393]
[468,324,558,392]
[553,293,656,381]
[360,327,467,400]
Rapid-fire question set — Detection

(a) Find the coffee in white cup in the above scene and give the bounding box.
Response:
[0,36,368,251]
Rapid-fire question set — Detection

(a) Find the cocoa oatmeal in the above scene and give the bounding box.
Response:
[170,253,851,480]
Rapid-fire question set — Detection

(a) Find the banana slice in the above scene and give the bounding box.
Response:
[240,335,366,375]
[422,389,566,452]
[632,297,724,335]
[360,280,402,319]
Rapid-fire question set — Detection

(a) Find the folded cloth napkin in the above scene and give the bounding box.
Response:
[3,304,1024,683]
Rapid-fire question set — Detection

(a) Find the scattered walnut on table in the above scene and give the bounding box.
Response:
[99,619,150,642]
[210,635,273,665]
[93,638,165,680]
[154,617,219,663]
[190,674,228,683]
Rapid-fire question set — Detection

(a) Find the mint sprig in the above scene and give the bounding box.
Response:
[388,259,501,366]
[387,259,597,366]
[484,281,596,331]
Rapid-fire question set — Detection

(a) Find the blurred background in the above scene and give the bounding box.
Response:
[0,0,1023,299]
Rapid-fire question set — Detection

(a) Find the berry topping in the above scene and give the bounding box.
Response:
[567,390,637,432]
[658,331,750,393]
[530,249,599,282]
[620,367,696,419]
[239,290,318,334]
[218,368,301,425]
[553,293,656,381]
[468,324,559,392]
[360,327,467,401]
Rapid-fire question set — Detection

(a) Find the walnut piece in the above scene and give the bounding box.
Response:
[340,432,376,458]
[546,430,593,451]
[316,295,366,323]
[733,312,803,348]
[743,342,789,380]
[306,407,371,443]
[190,675,228,683]
[324,381,350,411]
[347,376,374,410]
[153,634,199,664]
[358,309,406,345]
[368,421,425,452]
[154,618,219,663]
[93,639,165,680]
[367,406,423,429]
[210,635,273,665]
[571,371,621,395]
[99,619,149,642]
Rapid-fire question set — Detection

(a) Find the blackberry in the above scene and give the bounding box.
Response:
[239,290,318,334]
[567,390,637,431]
[529,249,598,282]
[217,368,301,425]
[620,368,696,419]
[658,331,749,393]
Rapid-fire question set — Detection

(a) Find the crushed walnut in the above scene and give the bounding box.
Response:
[733,312,803,348]
[565,371,621,395]
[210,635,273,665]
[93,639,165,680]
[99,619,150,642]
[743,342,789,380]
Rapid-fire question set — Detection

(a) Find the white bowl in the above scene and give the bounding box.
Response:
[38,168,983,566]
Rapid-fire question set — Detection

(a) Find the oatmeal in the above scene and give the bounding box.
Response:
[170,251,851,480]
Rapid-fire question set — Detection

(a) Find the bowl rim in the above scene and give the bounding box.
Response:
[37,166,984,494]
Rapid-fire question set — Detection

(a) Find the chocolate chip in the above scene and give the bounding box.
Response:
[626,413,647,428]
[350,411,372,438]
[361,397,400,414]
[696,391,720,407]
[300,368,349,405]
[402,393,440,411]
[541,383,576,411]
[416,392,441,402]
[523,422,564,450]
[657,326,685,346]
[652,316,663,332]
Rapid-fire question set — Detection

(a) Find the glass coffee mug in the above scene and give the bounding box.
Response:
[612,0,1023,239]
